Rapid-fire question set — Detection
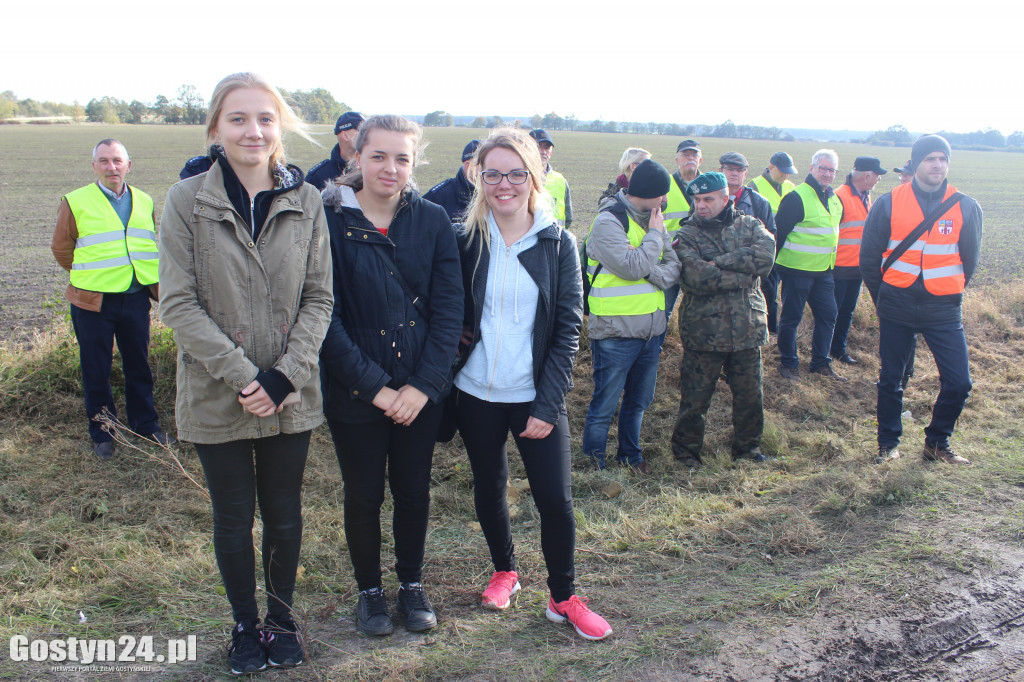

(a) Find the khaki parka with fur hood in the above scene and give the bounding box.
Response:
[158,160,333,443]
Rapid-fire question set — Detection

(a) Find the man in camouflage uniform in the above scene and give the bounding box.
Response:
[670,173,776,468]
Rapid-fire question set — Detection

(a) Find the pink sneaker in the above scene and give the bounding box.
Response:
[545,595,612,640]
[481,570,521,610]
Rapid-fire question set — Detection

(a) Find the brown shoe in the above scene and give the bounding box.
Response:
[922,443,970,466]
[779,365,800,381]
[874,446,900,464]
[810,365,848,382]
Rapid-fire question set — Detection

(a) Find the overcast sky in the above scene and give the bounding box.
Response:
[6,0,1021,135]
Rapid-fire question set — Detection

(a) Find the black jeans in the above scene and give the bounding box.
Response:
[455,389,576,602]
[195,431,311,624]
[70,290,160,442]
[328,402,442,592]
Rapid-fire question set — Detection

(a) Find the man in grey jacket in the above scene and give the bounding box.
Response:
[581,160,681,472]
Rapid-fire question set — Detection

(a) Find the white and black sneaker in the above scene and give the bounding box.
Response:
[228,619,266,675]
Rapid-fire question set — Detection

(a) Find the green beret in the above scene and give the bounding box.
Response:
[686,172,728,196]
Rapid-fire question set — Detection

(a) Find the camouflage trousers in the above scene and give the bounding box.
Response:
[671,346,764,463]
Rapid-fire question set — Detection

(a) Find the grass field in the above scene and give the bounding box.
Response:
[1,124,1024,680]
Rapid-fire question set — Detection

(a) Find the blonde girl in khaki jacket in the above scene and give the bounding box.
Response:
[158,72,332,676]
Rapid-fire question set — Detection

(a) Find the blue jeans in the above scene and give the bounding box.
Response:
[69,290,160,443]
[582,333,665,466]
[830,277,862,358]
[877,319,972,449]
[777,269,837,371]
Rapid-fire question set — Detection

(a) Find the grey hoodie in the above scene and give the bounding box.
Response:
[585,190,681,340]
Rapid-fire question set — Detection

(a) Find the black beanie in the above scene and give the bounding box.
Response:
[911,134,951,171]
[627,159,671,198]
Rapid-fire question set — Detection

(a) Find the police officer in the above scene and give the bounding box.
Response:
[422,139,480,222]
[670,172,776,468]
[861,134,983,466]
[830,156,886,365]
[51,139,171,459]
[529,129,572,229]
[774,149,845,382]
[306,111,365,190]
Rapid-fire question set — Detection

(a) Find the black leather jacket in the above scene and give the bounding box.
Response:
[454,223,583,425]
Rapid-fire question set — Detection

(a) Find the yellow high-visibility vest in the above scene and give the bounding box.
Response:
[65,183,158,292]
[586,211,664,316]
[775,183,841,272]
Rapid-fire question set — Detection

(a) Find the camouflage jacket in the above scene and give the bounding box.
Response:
[672,205,776,352]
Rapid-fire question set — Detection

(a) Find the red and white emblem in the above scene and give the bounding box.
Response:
[937,219,953,235]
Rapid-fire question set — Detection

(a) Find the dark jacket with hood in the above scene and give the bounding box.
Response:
[305,144,349,191]
[319,183,464,423]
[454,220,583,425]
[423,167,475,222]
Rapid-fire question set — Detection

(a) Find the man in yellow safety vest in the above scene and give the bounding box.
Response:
[51,139,172,459]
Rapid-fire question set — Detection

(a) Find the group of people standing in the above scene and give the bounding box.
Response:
[50,69,982,675]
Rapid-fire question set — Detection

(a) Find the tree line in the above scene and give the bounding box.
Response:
[1,87,350,126]
[862,124,1024,150]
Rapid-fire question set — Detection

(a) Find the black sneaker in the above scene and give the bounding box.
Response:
[397,582,437,632]
[228,619,267,675]
[356,587,394,636]
[264,616,303,668]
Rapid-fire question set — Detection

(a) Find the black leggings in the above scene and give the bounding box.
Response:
[194,431,311,624]
[455,390,576,602]
[328,402,443,592]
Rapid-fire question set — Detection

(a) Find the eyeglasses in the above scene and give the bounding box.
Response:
[480,170,531,185]
[813,165,838,175]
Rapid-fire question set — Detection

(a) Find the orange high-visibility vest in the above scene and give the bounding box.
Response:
[835,184,869,268]
[881,183,965,295]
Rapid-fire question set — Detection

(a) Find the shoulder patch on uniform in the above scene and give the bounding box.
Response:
[308,160,329,174]
[425,179,451,195]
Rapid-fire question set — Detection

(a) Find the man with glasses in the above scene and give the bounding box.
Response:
[662,139,702,323]
[582,160,680,473]
[774,149,845,381]
[861,134,982,466]
[747,152,797,334]
[529,129,573,229]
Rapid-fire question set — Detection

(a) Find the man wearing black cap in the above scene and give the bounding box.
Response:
[662,139,702,324]
[774,149,845,382]
[830,157,887,365]
[893,160,913,185]
[529,129,572,229]
[582,160,680,473]
[860,134,983,466]
[423,140,480,222]
[747,152,798,214]
[670,172,776,469]
[306,111,365,191]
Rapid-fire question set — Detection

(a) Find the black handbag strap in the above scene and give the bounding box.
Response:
[374,246,430,321]
[881,192,964,274]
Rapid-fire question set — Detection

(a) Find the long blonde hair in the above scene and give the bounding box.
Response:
[206,72,314,171]
[461,127,547,255]
[336,114,425,192]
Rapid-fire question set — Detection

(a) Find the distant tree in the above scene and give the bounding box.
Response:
[0,91,14,119]
[128,100,149,124]
[713,119,737,138]
[283,88,348,124]
[564,115,578,131]
[85,97,119,124]
[541,112,563,130]
[176,84,206,125]
[586,119,604,132]
[471,116,487,128]
[529,114,543,129]
[1007,130,1024,147]
[871,124,911,146]
[151,95,169,117]
[424,110,453,127]
[485,115,503,128]
[982,128,1005,147]
[603,121,618,133]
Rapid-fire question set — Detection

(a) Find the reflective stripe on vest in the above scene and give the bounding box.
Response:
[544,170,568,227]
[881,183,965,294]
[834,184,870,268]
[586,214,664,316]
[65,184,158,292]
[664,174,691,233]
[774,183,841,272]
[749,174,795,214]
